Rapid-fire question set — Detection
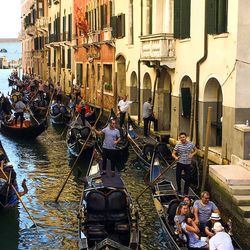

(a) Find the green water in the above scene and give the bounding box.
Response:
[0,69,170,249]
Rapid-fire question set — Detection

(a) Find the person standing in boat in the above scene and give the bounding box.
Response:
[172,132,197,196]
[117,95,133,127]
[56,82,62,104]
[14,96,26,128]
[92,118,121,177]
[142,97,158,137]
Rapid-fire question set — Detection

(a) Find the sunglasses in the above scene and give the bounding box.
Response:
[179,201,188,206]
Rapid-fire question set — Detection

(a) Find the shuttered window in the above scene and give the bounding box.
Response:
[48,49,51,66]
[111,16,117,38]
[61,48,65,68]
[68,14,72,41]
[101,4,107,29]
[117,14,125,38]
[53,48,56,67]
[109,1,112,26]
[67,49,71,69]
[76,63,83,85]
[206,0,228,34]
[174,0,191,39]
[63,16,66,41]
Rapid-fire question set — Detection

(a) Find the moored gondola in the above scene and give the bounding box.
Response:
[0,141,27,209]
[0,119,47,139]
[50,103,72,125]
[148,156,242,250]
[78,153,140,250]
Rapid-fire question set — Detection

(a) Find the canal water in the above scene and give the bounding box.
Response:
[0,69,170,249]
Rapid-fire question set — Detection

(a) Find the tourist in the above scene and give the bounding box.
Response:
[174,201,189,234]
[182,196,194,213]
[56,82,62,103]
[209,222,234,250]
[205,213,223,238]
[117,95,133,127]
[193,191,220,233]
[92,118,121,177]
[38,80,45,100]
[172,132,197,195]
[181,213,208,248]
[142,97,158,137]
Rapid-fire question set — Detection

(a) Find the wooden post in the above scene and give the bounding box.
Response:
[201,106,212,191]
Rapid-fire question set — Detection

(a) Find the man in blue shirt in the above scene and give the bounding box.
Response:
[93,118,121,176]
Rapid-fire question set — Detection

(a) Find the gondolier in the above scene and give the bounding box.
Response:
[172,132,197,195]
[93,118,121,176]
[117,95,133,127]
[14,96,26,128]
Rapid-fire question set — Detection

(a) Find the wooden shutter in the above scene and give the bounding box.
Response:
[68,14,72,41]
[206,0,217,34]
[121,14,125,37]
[174,0,181,38]
[101,5,104,29]
[48,49,51,66]
[109,1,112,26]
[217,0,228,34]
[180,0,191,38]
[54,48,56,67]
[63,16,66,41]
[67,49,71,69]
[111,16,117,38]
[103,4,107,28]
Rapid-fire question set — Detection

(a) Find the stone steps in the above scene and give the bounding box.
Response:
[233,195,250,206]
[238,206,250,218]
[229,185,250,195]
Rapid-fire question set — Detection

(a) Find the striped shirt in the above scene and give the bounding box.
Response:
[174,141,195,165]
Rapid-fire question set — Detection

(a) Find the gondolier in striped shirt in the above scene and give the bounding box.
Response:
[172,132,197,195]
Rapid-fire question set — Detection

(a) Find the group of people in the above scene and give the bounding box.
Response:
[172,192,234,249]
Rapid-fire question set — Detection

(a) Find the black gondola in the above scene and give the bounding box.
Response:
[29,97,49,120]
[127,114,172,167]
[0,119,47,139]
[66,122,95,157]
[148,156,241,250]
[8,78,15,86]
[96,109,129,165]
[78,153,140,250]
[50,103,71,125]
[0,141,20,208]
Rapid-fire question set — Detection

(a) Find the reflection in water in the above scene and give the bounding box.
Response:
[0,69,169,249]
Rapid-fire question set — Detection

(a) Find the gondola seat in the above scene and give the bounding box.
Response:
[87,224,108,241]
[114,222,130,233]
[80,126,91,140]
[86,191,106,222]
[107,190,128,222]
[167,199,181,225]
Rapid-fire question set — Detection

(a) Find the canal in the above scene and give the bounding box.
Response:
[0,69,170,249]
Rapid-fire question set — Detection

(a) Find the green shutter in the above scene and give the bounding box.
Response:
[68,14,72,41]
[174,0,181,38]
[104,4,107,27]
[180,0,190,38]
[109,1,112,25]
[101,5,104,29]
[121,14,125,37]
[217,0,227,34]
[206,0,217,34]
[111,16,117,37]
[181,88,191,118]
[149,0,153,34]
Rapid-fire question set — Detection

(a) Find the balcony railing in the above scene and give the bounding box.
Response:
[36,17,48,31]
[88,32,101,44]
[103,28,112,41]
[140,33,176,67]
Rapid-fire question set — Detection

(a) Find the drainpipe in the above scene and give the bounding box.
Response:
[194,0,208,146]
[141,0,143,36]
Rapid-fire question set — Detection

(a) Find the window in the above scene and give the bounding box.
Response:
[97,64,101,82]
[61,48,65,68]
[103,64,112,91]
[86,64,89,88]
[174,0,191,39]
[128,0,134,44]
[53,48,56,67]
[117,14,125,38]
[206,0,228,34]
[63,16,66,41]
[68,14,72,41]
[76,63,83,85]
[48,49,51,66]
[101,3,107,29]
[67,49,71,69]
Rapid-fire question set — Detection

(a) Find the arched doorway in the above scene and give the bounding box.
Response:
[179,76,193,136]
[141,73,152,118]
[155,68,171,130]
[204,78,223,146]
[130,71,138,115]
[116,55,126,98]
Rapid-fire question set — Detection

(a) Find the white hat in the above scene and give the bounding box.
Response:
[5,162,13,167]
[212,222,224,232]
[210,213,221,221]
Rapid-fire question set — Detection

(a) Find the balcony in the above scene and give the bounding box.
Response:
[103,27,112,42]
[26,25,36,37]
[140,33,176,69]
[88,32,101,44]
[36,17,48,32]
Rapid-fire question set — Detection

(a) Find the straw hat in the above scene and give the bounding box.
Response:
[210,213,221,221]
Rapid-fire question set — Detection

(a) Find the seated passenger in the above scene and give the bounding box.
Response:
[193,191,220,234]
[174,201,189,234]
[182,196,194,213]
[181,213,208,249]
[205,213,224,238]
[209,222,234,250]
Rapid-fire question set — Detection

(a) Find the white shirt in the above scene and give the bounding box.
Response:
[209,231,234,250]
[118,99,132,113]
[143,101,153,118]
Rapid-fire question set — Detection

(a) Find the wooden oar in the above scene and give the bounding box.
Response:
[135,159,177,202]
[45,88,56,118]
[5,169,12,205]
[60,113,80,138]
[55,109,103,202]
[0,162,38,229]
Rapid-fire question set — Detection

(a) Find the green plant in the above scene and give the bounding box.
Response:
[104,82,112,91]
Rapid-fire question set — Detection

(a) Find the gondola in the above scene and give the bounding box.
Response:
[78,152,140,250]
[0,119,47,139]
[149,156,241,250]
[29,96,49,120]
[66,121,95,157]
[127,114,172,167]
[8,77,15,87]
[96,109,129,165]
[0,141,26,209]
[50,103,71,125]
